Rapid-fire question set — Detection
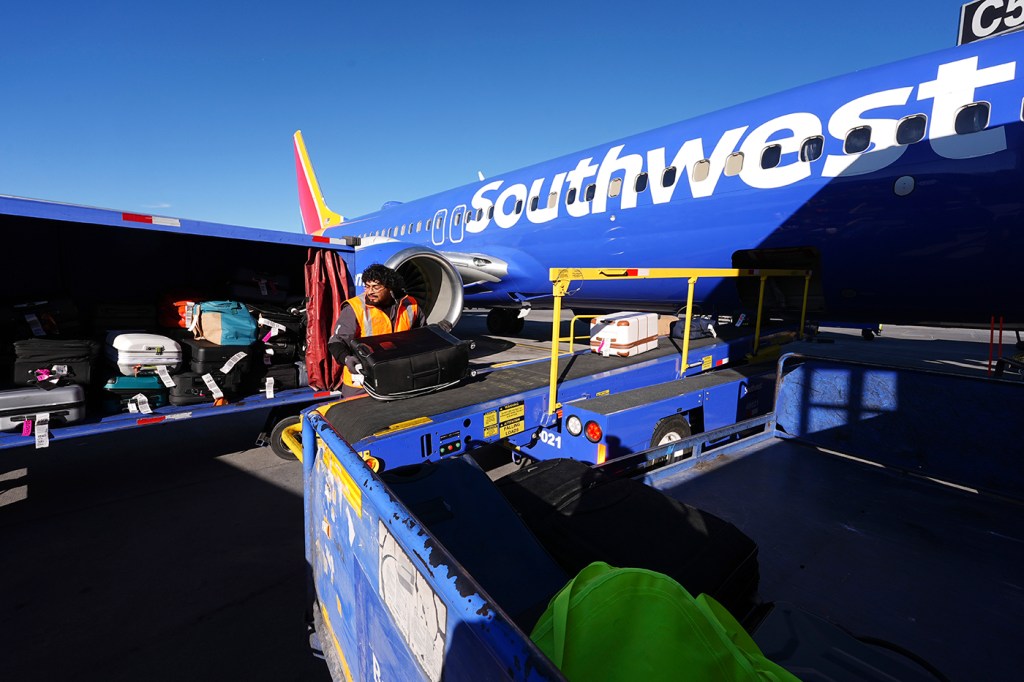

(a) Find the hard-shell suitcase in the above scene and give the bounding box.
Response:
[168,371,243,406]
[381,457,569,630]
[590,312,659,357]
[349,324,472,399]
[12,339,101,386]
[496,458,761,620]
[257,363,299,396]
[260,340,297,364]
[0,384,86,431]
[101,375,169,414]
[179,338,254,375]
[106,333,183,376]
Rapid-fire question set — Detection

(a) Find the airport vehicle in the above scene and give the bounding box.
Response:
[299,352,1024,681]
[296,28,1024,334]
[0,195,356,453]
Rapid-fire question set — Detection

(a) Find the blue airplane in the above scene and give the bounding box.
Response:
[295,29,1024,335]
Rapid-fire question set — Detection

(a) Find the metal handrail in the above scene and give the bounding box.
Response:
[546,267,812,414]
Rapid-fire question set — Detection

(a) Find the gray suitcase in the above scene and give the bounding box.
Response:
[0,384,86,431]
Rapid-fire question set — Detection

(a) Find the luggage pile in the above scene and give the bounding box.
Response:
[0,269,309,438]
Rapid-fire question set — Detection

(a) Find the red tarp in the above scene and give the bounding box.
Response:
[304,248,351,391]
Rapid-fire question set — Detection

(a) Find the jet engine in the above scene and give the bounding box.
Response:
[353,243,464,327]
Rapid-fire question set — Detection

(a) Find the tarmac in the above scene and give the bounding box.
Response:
[0,310,1014,681]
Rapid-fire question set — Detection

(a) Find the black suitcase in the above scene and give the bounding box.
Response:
[381,457,569,630]
[168,371,244,405]
[179,338,255,376]
[1,298,82,342]
[496,458,761,620]
[260,340,297,364]
[246,303,305,340]
[12,339,101,387]
[349,324,472,399]
[257,363,299,394]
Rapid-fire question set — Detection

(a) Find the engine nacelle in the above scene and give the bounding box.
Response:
[353,242,464,326]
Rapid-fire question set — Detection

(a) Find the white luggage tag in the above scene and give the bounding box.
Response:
[259,315,286,341]
[187,303,199,333]
[220,352,248,374]
[201,373,224,400]
[34,413,50,449]
[264,376,275,399]
[24,313,45,337]
[129,393,153,414]
[156,366,176,388]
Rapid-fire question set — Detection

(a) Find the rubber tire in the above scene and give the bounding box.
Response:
[270,415,302,461]
[650,415,692,449]
[486,309,525,336]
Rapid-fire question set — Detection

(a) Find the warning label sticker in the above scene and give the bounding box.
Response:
[702,355,713,371]
[483,410,498,438]
[499,401,525,422]
[500,418,525,438]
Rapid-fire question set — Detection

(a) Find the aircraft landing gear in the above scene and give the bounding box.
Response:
[487,308,525,336]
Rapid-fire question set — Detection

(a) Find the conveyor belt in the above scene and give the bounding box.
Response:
[325,334,724,444]
[579,364,770,415]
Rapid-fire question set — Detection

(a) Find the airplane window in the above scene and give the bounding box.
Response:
[584,184,596,202]
[417,221,422,233]
[476,208,483,221]
[895,115,926,145]
[760,144,782,169]
[427,220,432,230]
[844,126,872,154]
[515,199,523,214]
[608,178,622,198]
[488,206,495,219]
[635,172,649,192]
[530,196,539,212]
[799,137,824,162]
[547,192,557,208]
[566,187,577,204]
[402,224,407,235]
[454,213,462,226]
[692,160,711,182]
[724,152,744,176]
[662,167,677,187]
[955,102,990,135]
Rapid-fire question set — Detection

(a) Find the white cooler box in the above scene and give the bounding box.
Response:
[590,312,659,357]
[106,333,183,376]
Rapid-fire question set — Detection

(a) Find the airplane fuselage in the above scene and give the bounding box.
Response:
[325,31,1024,326]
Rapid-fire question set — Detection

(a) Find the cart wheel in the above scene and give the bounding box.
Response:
[650,415,692,449]
[270,415,302,460]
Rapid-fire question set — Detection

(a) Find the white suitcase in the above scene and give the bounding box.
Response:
[106,333,183,376]
[590,312,659,357]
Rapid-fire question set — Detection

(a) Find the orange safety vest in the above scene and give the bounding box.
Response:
[342,294,421,387]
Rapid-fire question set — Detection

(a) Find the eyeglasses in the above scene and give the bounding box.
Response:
[364,283,387,293]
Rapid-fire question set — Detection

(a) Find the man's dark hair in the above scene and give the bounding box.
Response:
[362,263,405,294]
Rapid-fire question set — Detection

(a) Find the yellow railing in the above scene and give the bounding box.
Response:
[546,267,812,414]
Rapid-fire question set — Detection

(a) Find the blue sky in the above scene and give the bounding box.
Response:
[1,1,974,232]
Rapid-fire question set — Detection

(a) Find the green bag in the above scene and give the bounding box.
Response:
[530,562,800,682]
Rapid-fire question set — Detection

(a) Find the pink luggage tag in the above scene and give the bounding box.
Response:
[22,419,33,437]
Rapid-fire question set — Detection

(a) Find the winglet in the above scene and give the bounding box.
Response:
[294,131,344,235]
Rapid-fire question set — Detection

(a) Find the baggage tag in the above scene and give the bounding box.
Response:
[259,316,285,341]
[34,413,50,449]
[130,393,153,414]
[220,352,248,374]
[22,419,33,437]
[201,373,224,400]
[24,313,45,337]
[186,303,199,333]
[264,376,275,399]
[156,366,176,388]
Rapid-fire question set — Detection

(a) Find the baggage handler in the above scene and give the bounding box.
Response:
[328,263,426,397]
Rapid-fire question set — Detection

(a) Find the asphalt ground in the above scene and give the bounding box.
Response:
[0,310,1012,681]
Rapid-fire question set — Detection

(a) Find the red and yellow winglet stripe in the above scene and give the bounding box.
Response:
[293,130,344,236]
